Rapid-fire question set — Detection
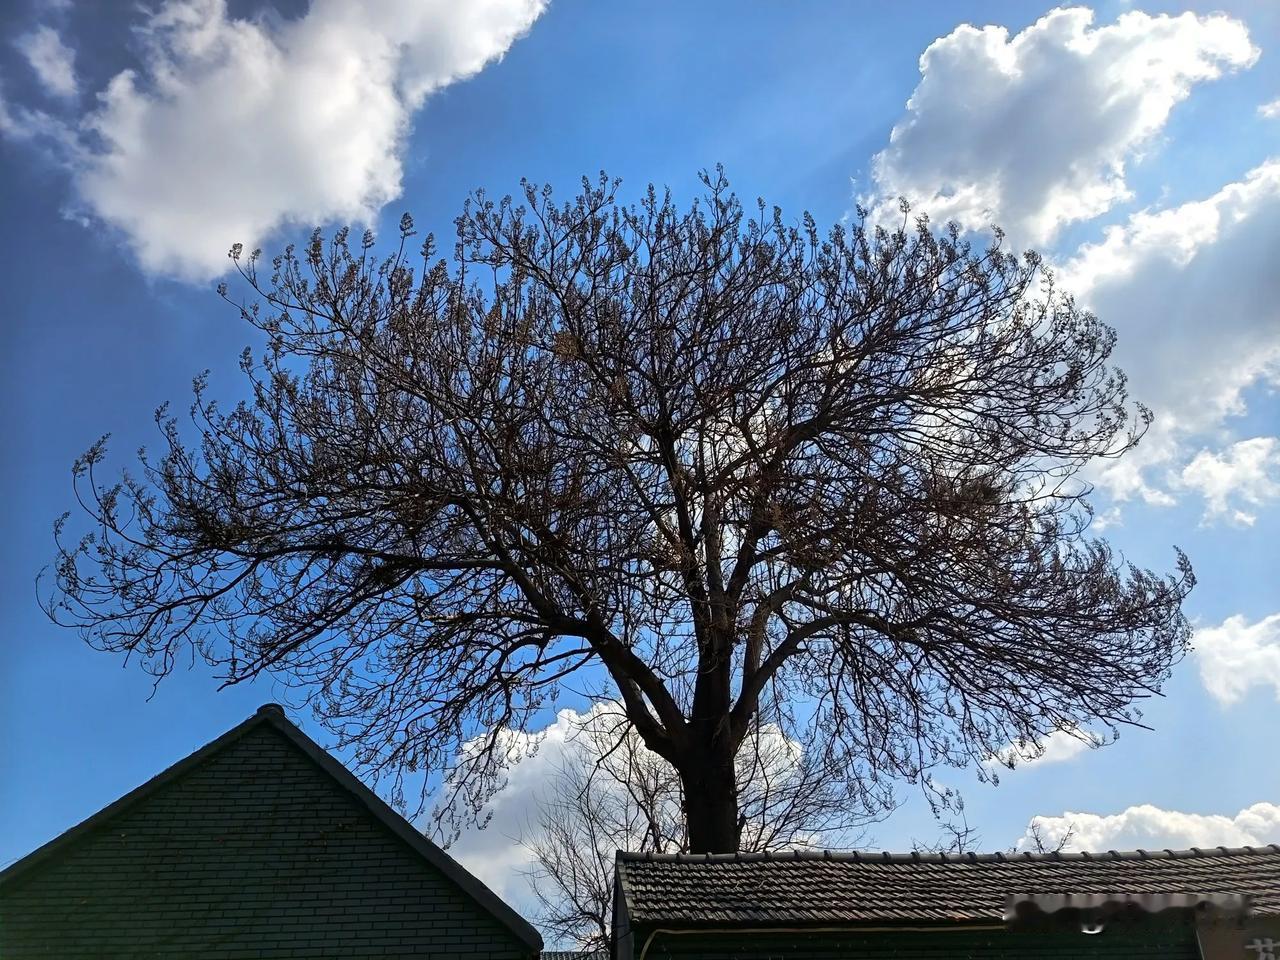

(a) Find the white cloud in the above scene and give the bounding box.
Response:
[986,728,1100,771]
[1017,802,1280,852]
[443,701,818,916]
[871,7,1256,247]
[1090,505,1123,532]
[0,84,77,150]
[1195,612,1280,707]
[443,706,592,907]
[1260,98,1280,120]
[2,0,547,280]
[1178,438,1280,525]
[16,25,78,99]
[1061,161,1280,504]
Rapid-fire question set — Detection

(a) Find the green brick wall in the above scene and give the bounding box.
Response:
[0,723,533,959]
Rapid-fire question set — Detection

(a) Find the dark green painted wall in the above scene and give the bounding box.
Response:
[0,724,532,959]
[633,921,1201,959]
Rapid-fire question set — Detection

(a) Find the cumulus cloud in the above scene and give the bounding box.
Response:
[16,25,78,99]
[985,728,1100,771]
[1060,161,1280,504]
[442,706,594,906]
[443,700,821,915]
[1195,612,1280,707]
[1178,438,1280,525]
[871,7,1256,247]
[1,0,547,280]
[1260,98,1280,120]
[1017,802,1280,852]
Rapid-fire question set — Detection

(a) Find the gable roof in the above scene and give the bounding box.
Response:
[0,703,541,953]
[614,846,1280,928]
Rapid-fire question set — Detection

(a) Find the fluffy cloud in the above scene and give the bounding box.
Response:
[985,728,1100,771]
[871,7,1256,247]
[1017,802,1280,852]
[1261,98,1280,120]
[2,0,547,280]
[1178,438,1280,526]
[16,26,77,99]
[443,700,818,916]
[443,706,594,906]
[1061,161,1280,504]
[1195,612,1280,707]
[869,7,1277,511]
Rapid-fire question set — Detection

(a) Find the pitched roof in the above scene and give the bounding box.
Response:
[615,846,1280,927]
[0,704,542,955]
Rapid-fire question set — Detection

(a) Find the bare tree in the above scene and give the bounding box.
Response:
[47,169,1194,853]
[911,779,980,855]
[523,702,872,952]
[523,708,683,953]
[1018,820,1078,855]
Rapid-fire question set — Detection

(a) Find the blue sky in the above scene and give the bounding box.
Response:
[2,0,1280,921]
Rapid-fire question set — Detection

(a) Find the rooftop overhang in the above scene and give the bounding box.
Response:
[1005,892,1252,932]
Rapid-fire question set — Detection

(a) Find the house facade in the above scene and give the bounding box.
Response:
[0,704,542,959]
[612,848,1280,960]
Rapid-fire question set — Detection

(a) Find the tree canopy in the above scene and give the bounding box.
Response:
[48,170,1194,853]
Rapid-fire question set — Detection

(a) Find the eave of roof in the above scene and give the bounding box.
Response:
[0,703,543,952]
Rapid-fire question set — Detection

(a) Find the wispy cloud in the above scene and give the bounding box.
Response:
[15,25,77,99]
[984,728,1100,772]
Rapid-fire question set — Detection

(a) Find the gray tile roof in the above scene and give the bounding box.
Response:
[615,846,1280,927]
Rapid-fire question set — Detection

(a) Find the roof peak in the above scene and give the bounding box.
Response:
[1,703,541,951]
[617,844,1280,866]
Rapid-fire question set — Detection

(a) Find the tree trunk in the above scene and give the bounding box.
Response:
[679,742,741,853]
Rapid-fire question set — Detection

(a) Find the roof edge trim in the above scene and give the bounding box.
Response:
[261,707,543,950]
[0,706,274,887]
[615,844,1280,866]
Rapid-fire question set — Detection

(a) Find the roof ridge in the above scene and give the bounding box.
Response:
[259,708,542,950]
[0,705,278,886]
[615,843,1280,866]
[0,703,542,952]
